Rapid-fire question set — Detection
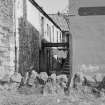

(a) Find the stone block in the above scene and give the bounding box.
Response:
[10,72,22,83]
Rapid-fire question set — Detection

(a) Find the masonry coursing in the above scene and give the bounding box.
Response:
[0,0,15,78]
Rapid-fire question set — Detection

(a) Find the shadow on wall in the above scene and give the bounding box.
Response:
[18,18,40,76]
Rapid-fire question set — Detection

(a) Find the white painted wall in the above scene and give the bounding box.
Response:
[27,0,40,33]
[26,0,62,43]
[42,15,62,43]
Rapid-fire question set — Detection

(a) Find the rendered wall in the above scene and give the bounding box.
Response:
[70,16,105,77]
[69,0,105,77]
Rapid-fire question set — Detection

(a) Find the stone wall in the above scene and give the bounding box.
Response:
[18,18,39,76]
[0,0,15,79]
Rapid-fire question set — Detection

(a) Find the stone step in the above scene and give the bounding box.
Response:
[63,67,70,70]
[63,70,70,73]
[63,70,69,73]
[62,71,70,75]
[65,62,69,65]
[62,69,69,72]
[64,65,70,68]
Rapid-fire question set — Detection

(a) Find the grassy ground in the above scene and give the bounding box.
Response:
[0,86,105,105]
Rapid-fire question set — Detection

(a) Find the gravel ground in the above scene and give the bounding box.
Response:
[0,86,105,105]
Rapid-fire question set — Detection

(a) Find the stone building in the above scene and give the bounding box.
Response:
[0,0,15,79]
[0,0,65,78]
[25,0,63,75]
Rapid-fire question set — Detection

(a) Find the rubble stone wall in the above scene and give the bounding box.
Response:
[18,18,39,76]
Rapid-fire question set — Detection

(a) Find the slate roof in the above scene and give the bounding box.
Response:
[49,14,69,32]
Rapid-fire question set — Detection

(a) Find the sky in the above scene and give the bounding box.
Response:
[35,0,68,14]
[35,0,105,14]
[69,0,105,14]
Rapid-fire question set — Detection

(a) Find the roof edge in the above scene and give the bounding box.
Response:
[29,0,62,31]
[49,14,70,32]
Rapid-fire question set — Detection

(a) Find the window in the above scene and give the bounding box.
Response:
[47,24,51,41]
[52,26,54,42]
[60,32,62,42]
[41,17,44,36]
[57,31,58,42]
[49,27,51,41]
[47,24,49,37]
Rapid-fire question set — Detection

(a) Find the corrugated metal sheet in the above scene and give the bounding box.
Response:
[49,14,69,31]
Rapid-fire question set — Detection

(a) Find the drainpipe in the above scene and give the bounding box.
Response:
[13,0,17,72]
